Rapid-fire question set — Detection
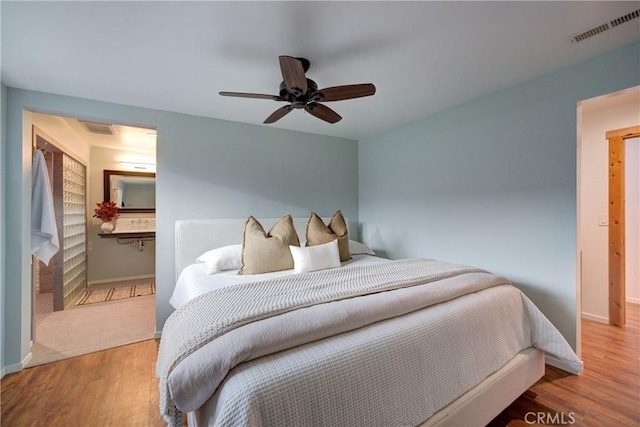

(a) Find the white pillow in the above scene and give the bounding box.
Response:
[289,239,341,274]
[196,244,243,274]
[349,240,375,255]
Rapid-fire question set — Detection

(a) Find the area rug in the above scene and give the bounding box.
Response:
[75,282,155,306]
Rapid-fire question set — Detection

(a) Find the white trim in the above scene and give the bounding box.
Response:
[581,312,608,323]
[576,103,583,361]
[3,351,33,376]
[22,352,33,369]
[3,362,22,376]
[545,354,583,375]
[88,274,155,286]
[626,297,640,304]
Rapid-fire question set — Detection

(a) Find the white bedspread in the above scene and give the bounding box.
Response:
[169,254,390,309]
[194,285,530,426]
[159,259,583,426]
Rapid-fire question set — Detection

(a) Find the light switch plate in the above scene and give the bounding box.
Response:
[598,214,608,226]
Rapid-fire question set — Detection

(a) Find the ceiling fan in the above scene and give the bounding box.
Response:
[219,56,376,124]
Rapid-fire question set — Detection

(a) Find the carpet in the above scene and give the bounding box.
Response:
[75,282,155,306]
[28,294,156,367]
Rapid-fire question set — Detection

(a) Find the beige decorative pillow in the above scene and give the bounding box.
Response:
[306,210,351,262]
[239,215,301,275]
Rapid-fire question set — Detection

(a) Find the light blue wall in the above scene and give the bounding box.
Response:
[359,42,640,350]
[3,88,358,368]
[1,83,7,376]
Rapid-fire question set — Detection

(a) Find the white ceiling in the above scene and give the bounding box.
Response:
[2,1,639,141]
[63,117,157,153]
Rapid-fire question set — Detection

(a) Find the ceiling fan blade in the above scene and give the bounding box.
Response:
[279,56,308,97]
[311,84,376,102]
[264,105,294,124]
[304,103,342,124]
[219,91,285,101]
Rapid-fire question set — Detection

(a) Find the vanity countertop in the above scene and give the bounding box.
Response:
[98,231,155,238]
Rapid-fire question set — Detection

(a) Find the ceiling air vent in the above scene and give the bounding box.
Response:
[79,120,115,135]
[571,23,610,43]
[570,8,640,43]
[610,9,640,27]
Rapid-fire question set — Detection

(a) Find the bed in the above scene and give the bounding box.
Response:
[157,217,582,427]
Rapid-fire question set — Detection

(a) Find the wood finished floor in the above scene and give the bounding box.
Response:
[490,302,640,427]
[1,340,164,427]
[1,304,638,426]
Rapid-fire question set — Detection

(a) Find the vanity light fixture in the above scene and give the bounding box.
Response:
[119,160,156,170]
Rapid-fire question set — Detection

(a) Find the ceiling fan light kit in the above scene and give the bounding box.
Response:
[219,56,376,124]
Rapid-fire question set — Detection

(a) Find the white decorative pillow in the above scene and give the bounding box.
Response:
[289,239,341,274]
[349,240,375,256]
[196,244,243,274]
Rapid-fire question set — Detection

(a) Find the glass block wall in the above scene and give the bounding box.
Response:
[62,153,87,308]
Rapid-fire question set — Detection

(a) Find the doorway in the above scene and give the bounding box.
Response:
[28,112,157,367]
[578,86,640,332]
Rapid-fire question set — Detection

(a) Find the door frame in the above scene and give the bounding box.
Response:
[607,125,640,326]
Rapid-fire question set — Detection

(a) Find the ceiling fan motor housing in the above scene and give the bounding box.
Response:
[296,57,311,72]
[279,78,319,108]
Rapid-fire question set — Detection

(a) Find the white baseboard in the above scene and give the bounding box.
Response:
[545,354,583,375]
[627,296,640,305]
[154,330,162,339]
[3,362,21,376]
[581,312,608,323]
[3,351,33,377]
[88,274,155,286]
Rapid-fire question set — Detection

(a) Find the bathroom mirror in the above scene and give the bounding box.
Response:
[103,170,155,213]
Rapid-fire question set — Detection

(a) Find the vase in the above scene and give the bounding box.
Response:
[101,221,115,233]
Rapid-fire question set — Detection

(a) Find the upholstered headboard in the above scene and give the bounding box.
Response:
[175,217,351,280]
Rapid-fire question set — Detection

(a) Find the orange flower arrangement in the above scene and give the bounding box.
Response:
[93,201,120,222]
